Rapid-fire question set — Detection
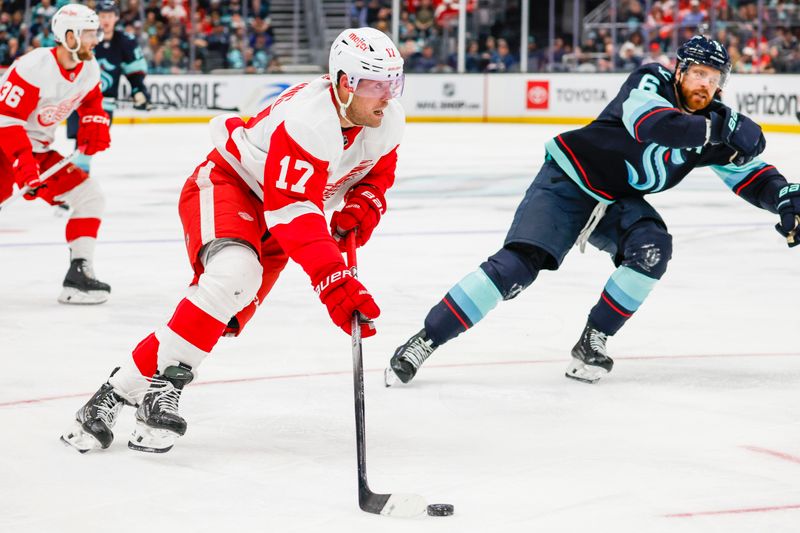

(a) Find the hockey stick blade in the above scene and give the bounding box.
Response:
[360,490,428,517]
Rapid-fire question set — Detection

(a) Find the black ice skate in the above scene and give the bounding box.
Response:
[61,374,129,453]
[565,322,614,384]
[384,329,437,387]
[58,258,111,305]
[129,364,194,453]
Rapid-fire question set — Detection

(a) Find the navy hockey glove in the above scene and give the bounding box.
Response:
[709,107,766,166]
[775,183,800,247]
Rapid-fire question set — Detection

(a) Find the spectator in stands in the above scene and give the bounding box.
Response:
[616,41,642,70]
[413,0,436,40]
[680,0,707,27]
[464,39,482,72]
[161,0,188,24]
[350,0,368,27]
[250,32,270,68]
[620,0,645,23]
[265,55,282,73]
[34,21,56,47]
[414,43,438,72]
[0,35,21,67]
[33,0,56,21]
[488,38,517,72]
[735,45,757,72]
[641,41,671,68]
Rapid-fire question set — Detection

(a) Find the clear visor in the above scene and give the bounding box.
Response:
[79,27,103,44]
[352,75,405,99]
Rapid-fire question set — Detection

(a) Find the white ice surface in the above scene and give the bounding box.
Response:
[1,123,799,533]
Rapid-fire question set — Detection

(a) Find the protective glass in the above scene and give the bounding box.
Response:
[353,75,405,99]
[685,65,721,87]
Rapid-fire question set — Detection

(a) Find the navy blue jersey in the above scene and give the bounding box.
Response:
[95,29,148,111]
[545,63,786,213]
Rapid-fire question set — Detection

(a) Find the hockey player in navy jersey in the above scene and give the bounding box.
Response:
[66,0,151,173]
[386,35,800,386]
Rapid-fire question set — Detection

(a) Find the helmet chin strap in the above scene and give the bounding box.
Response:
[65,30,82,62]
[333,83,361,127]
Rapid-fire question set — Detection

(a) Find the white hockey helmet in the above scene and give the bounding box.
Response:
[329,27,404,98]
[52,3,102,52]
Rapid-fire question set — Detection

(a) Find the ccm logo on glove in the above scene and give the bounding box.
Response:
[80,114,110,126]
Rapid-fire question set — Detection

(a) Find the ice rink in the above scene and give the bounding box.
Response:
[1,121,799,533]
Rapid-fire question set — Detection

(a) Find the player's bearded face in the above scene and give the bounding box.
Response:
[346,79,398,127]
[347,93,390,128]
[679,64,720,111]
[76,30,100,60]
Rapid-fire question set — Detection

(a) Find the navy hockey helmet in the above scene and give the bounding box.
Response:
[676,35,731,87]
[96,0,118,14]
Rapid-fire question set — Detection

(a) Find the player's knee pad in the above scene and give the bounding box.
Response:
[620,223,673,279]
[63,177,105,218]
[190,241,263,323]
[480,246,541,300]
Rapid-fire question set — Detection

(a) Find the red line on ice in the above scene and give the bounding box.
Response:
[741,445,800,465]
[1,351,798,408]
[665,503,800,518]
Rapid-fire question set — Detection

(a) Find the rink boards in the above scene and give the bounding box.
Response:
[110,72,800,133]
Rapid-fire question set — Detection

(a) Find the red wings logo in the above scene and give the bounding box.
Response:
[323,160,374,201]
[37,95,83,127]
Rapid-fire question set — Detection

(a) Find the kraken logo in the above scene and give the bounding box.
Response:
[625,144,688,193]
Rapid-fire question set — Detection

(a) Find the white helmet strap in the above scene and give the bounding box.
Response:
[63,29,81,61]
[333,79,358,127]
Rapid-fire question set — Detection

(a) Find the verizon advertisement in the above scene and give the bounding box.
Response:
[723,74,800,128]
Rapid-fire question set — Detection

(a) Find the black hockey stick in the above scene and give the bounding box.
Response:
[345,233,428,517]
[116,98,240,113]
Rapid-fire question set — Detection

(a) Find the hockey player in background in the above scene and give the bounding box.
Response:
[0,4,112,304]
[61,28,405,454]
[66,0,152,174]
[386,36,800,386]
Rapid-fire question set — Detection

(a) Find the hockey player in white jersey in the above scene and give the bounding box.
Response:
[0,3,112,304]
[61,28,405,453]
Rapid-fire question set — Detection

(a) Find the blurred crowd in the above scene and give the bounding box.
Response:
[0,0,280,73]
[1,0,799,75]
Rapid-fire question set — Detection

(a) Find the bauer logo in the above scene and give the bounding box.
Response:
[526,81,549,110]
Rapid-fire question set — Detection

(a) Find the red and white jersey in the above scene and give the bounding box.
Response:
[208,76,404,226]
[0,47,103,152]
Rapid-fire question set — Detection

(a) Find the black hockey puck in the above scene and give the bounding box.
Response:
[427,503,454,516]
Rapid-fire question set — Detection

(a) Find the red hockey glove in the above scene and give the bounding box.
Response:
[330,185,386,251]
[77,114,111,155]
[12,152,42,200]
[314,267,380,337]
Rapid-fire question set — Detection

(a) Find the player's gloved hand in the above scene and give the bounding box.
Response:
[12,152,42,200]
[775,183,800,247]
[314,267,380,337]
[132,91,153,111]
[330,185,386,251]
[708,106,766,166]
[77,114,111,155]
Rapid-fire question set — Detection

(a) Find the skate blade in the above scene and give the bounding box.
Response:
[60,421,104,453]
[128,423,178,453]
[384,366,400,387]
[564,358,609,384]
[58,287,110,305]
